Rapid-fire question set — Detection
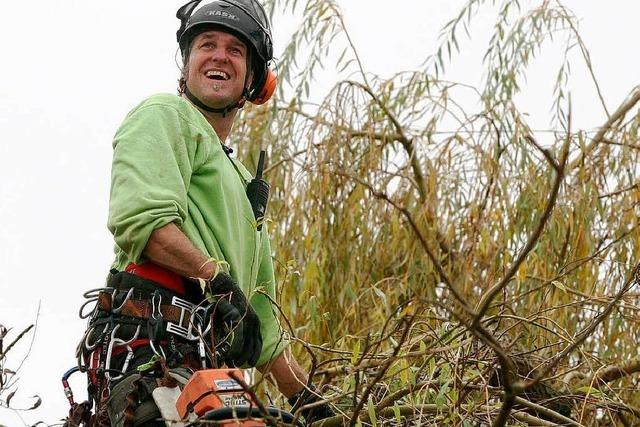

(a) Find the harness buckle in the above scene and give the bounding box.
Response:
[165,296,211,341]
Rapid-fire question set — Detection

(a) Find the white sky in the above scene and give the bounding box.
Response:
[0,1,638,425]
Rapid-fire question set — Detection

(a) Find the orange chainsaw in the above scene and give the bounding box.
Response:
[177,368,296,426]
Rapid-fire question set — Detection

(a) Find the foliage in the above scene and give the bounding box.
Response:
[231,0,640,425]
[0,323,42,426]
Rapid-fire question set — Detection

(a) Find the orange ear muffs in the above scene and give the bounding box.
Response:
[251,68,277,105]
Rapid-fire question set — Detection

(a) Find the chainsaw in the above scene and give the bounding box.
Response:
[177,368,296,426]
[62,365,297,426]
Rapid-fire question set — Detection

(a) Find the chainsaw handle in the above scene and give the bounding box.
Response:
[189,405,299,426]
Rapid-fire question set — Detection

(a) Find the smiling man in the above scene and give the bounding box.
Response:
[77,1,335,426]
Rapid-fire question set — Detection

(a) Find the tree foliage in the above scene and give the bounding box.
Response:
[232,0,640,425]
[0,323,42,426]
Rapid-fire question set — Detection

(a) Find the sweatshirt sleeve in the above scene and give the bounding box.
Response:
[107,104,196,264]
[253,229,289,366]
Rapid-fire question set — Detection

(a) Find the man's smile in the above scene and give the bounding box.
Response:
[205,70,230,80]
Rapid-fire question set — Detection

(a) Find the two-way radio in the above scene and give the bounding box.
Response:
[246,150,269,231]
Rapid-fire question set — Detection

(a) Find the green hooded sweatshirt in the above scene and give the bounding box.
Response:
[107,93,286,366]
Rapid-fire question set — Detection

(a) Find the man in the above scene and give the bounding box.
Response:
[78,1,334,425]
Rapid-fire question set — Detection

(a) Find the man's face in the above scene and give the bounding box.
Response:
[185,30,250,109]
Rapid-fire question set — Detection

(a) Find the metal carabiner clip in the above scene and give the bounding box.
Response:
[104,324,141,382]
[111,288,134,314]
[83,322,110,351]
[148,290,166,358]
[109,345,135,382]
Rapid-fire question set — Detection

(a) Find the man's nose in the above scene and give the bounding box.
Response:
[209,46,229,62]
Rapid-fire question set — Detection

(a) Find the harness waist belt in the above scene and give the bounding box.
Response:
[98,292,188,325]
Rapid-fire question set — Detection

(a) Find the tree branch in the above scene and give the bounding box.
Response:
[473,126,571,328]
[568,87,640,170]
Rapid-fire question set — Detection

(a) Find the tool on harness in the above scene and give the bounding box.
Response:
[62,366,84,407]
[246,150,269,231]
[69,273,197,425]
[91,277,249,367]
[69,267,268,427]
[61,367,93,427]
[104,324,140,382]
[147,290,166,358]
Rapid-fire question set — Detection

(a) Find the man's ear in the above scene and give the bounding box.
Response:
[246,65,254,88]
[182,62,190,81]
[245,53,254,88]
[181,47,191,80]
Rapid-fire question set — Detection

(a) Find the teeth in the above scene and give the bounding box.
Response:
[205,70,229,80]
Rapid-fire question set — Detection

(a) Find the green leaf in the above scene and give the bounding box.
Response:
[576,386,607,399]
[435,385,447,410]
[309,296,318,323]
[393,403,402,423]
[400,359,409,384]
[351,339,361,365]
[367,396,378,427]
[429,358,436,379]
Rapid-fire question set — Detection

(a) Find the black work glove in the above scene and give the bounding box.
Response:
[288,385,336,424]
[206,272,262,367]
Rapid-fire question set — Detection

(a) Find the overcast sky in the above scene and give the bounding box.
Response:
[0,1,638,425]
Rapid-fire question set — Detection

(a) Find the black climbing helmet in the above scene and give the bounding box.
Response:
[176,0,274,103]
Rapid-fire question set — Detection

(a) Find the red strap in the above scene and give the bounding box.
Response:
[125,262,186,295]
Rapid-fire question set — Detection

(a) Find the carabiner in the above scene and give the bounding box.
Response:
[111,288,134,314]
[83,322,110,351]
[104,324,141,381]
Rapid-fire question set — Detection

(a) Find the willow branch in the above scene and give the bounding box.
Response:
[0,325,34,359]
[311,404,562,427]
[348,316,413,427]
[524,262,640,390]
[513,396,584,427]
[276,105,405,144]
[473,125,571,328]
[583,358,640,388]
[345,80,427,202]
[334,171,471,314]
[598,181,639,199]
[559,4,610,118]
[568,87,640,170]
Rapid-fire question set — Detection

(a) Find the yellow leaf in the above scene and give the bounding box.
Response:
[517,262,526,282]
[351,339,361,365]
[551,280,566,292]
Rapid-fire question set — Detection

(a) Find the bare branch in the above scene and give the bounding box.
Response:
[568,87,640,170]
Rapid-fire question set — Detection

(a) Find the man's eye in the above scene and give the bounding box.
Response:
[229,47,243,56]
[201,42,214,49]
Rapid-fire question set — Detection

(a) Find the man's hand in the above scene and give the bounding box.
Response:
[207,272,262,367]
[288,386,336,424]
